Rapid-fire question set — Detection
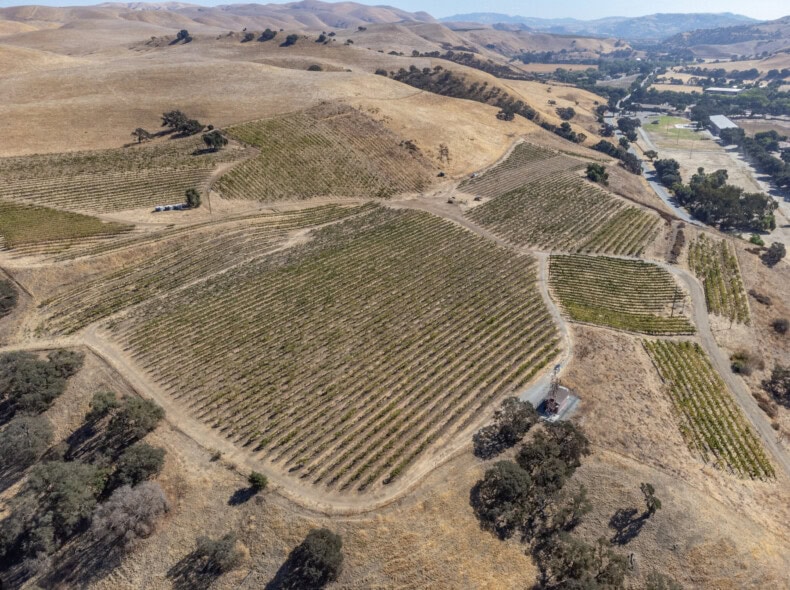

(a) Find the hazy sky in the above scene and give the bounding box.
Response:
[0,0,787,21]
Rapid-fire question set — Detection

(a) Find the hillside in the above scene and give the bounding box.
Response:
[662,16,790,57]
[441,12,759,41]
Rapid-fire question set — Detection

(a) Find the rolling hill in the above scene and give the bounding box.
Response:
[662,16,790,57]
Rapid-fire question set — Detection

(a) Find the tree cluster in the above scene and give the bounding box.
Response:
[259,28,277,42]
[161,110,204,137]
[653,158,682,188]
[556,107,576,121]
[279,528,343,589]
[281,34,299,47]
[673,168,776,232]
[411,50,533,80]
[761,242,786,267]
[473,397,539,459]
[585,163,609,185]
[0,350,84,420]
[174,29,192,44]
[0,278,17,319]
[617,117,641,142]
[592,140,642,175]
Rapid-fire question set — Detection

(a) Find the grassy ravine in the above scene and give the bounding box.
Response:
[688,234,750,325]
[217,103,434,201]
[113,208,560,492]
[468,173,660,256]
[644,340,773,479]
[549,255,695,335]
[0,200,131,253]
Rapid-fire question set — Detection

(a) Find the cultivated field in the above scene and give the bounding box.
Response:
[644,340,774,479]
[688,234,750,325]
[40,203,374,334]
[216,103,435,201]
[457,141,583,198]
[467,172,661,255]
[549,255,695,335]
[111,208,561,493]
[0,199,131,254]
[0,136,241,213]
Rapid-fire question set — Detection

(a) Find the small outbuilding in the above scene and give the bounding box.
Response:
[709,115,739,136]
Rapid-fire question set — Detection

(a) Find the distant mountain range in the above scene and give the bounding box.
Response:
[439,12,759,41]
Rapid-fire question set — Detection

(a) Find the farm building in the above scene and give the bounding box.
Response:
[709,115,739,136]
[704,87,743,95]
[544,386,571,416]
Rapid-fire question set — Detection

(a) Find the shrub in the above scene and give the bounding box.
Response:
[0,415,52,473]
[112,443,166,488]
[772,318,788,335]
[763,365,790,407]
[281,33,298,47]
[185,188,201,209]
[281,528,343,589]
[202,130,228,152]
[241,32,254,43]
[375,68,388,76]
[556,107,576,120]
[730,350,762,376]
[91,482,170,550]
[258,28,276,42]
[0,279,17,319]
[108,397,165,445]
[195,532,246,574]
[248,471,268,491]
[762,242,786,267]
[316,33,326,43]
[748,289,772,306]
[749,234,765,246]
[307,64,323,71]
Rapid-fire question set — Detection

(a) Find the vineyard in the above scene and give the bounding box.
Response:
[216,103,435,201]
[40,204,375,334]
[549,255,695,335]
[0,200,131,255]
[0,136,239,213]
[644,340,774,479]
[688,234,750,325]
[457,142,583,198]
[111,208,561,493]
[467,172,661,255]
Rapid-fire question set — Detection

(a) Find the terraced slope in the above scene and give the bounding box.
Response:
[216,103,435,201]
[0,137,239,213]
[644,340,773,479]
[41,204,374,334]
[467,172,661,255]
[550,255,695,335]
[111,208,561,493]
[0,200,132,255]
[688,234,750,325]
[457,142,582,198]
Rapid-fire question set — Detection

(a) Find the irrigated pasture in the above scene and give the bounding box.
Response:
[457,142,582,198]
[467,173,661,255]
[216,103,436,201]
[0,137,239,213]
[644,340,774,479]
[549,255,695,335]
[0,199,131,255]
[111,208,561,492]
[41,204,374,334]
[688,234,750,325]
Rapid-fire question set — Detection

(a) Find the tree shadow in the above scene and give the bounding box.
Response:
[38,535,123,588]
[227,487,256,506]
[608,508,647,545]
[167,549,218,590]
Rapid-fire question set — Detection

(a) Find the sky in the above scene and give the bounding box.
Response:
[0,0,787,21]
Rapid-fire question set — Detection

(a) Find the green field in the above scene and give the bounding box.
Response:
[550,255,695,334]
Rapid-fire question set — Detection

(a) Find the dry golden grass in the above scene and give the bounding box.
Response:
[649,83,704,94]
[516,63,597,73]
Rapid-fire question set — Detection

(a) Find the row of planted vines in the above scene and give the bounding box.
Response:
[0,199,132,255]
[217,103,435,202]
[40,203,375,334]
[688,234,750,325]
[111,208,561,493]
[457,142,582,198]
[0,136,239,213]
[644,340,773,479]
[549,255,695,335]
[467,172,661,256]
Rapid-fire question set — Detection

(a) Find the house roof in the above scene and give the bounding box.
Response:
[709,115,739,130]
